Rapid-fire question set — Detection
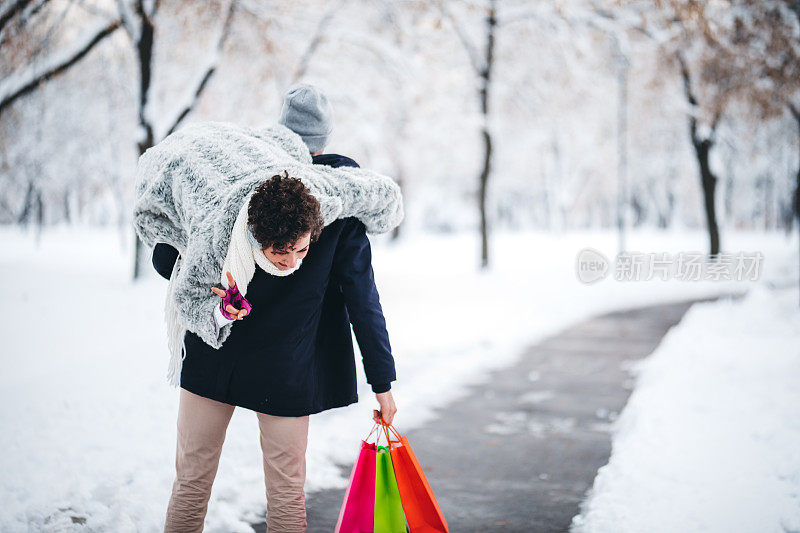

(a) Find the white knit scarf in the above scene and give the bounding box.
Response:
[164,193,301,387]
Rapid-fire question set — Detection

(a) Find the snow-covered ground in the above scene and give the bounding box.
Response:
[0,224,795,531]
[570,282,800,533]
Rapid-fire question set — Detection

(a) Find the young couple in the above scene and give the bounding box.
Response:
[151,84,398,532]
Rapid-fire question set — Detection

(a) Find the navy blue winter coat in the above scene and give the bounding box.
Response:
[151,154,396,416]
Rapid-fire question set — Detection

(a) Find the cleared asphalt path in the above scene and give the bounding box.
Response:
[253,295,736,532]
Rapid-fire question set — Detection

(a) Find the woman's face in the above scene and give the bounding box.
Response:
[263,232,311,270]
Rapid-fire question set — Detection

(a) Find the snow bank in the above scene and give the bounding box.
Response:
[571,285,800,533]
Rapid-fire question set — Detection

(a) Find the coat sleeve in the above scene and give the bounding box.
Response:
[152,243,179,280]
[331,218,396,393]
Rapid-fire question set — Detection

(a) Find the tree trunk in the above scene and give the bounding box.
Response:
[63,189,71,223]
[17,181,34,225]
[478,0,496,270]
[35,187,43,229]
[17,180,45,230]
[789,103,800,307]
[678,54,721,257]
[479,128,492,268]
[615,38,629,254]
[391,176,403,241]
[764,173,774,230]
[133,1,156,281]
[446,0,496,267]
[693,138,720,256]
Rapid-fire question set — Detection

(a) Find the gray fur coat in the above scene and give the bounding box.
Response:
[132,121,403,355]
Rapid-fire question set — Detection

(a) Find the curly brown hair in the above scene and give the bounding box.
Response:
[247,172,324,252]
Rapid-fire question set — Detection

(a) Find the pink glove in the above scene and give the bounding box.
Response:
[220,283,252,320]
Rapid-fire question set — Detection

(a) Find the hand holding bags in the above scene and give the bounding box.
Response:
[335,421,449,533]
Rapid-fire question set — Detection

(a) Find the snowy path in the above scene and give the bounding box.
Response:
[280,295,727,532]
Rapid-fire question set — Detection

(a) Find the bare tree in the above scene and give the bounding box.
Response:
[657,0,800,297]
[1,1,237,278]
[677,52,722,256]
[115,0,237,279]
[441,0,496,269]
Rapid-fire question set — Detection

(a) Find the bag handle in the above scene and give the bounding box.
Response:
[366,418,403,446]
[365,421,380,441]
[366,420,393,446]
[377,416,403,444]
[384,422,402,441]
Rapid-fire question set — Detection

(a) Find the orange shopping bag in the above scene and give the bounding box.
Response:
[382,422,448,533]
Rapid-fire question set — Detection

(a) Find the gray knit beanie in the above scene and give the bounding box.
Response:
[278,83,333,154]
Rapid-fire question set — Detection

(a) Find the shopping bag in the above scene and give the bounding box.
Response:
[385,424,448,533]
[334,439,377,533]
[374,443,407,533]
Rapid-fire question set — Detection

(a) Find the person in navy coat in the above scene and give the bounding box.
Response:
[160,84,397,532]
[151,153,397,416]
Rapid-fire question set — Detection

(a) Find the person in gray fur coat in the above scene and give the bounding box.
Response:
[136,85,401,532]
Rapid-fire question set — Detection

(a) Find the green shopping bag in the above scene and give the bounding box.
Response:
[374,444,407,533]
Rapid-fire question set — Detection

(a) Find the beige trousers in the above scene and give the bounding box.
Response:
[164,388,309,532]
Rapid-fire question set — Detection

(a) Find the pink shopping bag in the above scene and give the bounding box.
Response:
[334,435,378,533]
